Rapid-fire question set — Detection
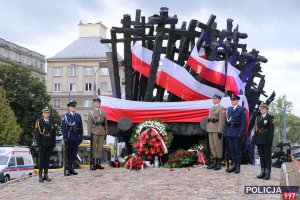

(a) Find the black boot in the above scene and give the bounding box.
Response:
[226,162,236,173]
[65,164,71,176]
[90,159,96,170]
[206,158,217,169]
[38,169,44,183]
[263,169,271,180]
[43,174,51,182]
[43,169,51,182]
[70,164,78,175]
[97,159,104,170]
[234,161,240,174]
[214,158,222,170]
[256,168,266,179]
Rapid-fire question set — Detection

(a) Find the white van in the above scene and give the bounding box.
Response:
[0,147,34,183]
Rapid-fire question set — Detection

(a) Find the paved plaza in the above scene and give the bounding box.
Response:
[0,164,282,200]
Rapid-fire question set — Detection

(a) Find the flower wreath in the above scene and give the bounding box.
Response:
[130,119,173,161]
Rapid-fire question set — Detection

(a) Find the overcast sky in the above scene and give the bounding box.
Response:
[1,0,300,116]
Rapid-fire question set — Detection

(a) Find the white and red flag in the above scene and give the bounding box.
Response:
[131,43,224,101]
[100,95,249,126]
[187,47,245,95]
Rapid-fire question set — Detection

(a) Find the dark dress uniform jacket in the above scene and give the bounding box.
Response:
[253,114,274,145]
[224,105,246,137]
[34,118,56,147]
[61,112,83,142]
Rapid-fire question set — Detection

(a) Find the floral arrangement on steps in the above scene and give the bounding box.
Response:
[164,149,197,168]
[187,140,212,167]
[130,119,173,161]
[124,154,144,170]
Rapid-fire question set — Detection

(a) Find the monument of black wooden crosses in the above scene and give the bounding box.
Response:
[101,8,275,161]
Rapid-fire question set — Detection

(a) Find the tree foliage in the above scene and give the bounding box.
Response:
[0,87,22,145]
[0,63,51,145]
[269,95,300,144]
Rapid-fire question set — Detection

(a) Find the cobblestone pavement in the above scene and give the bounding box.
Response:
[0,165,281,200]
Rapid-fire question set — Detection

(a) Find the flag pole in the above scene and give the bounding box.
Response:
[224,47,230,172]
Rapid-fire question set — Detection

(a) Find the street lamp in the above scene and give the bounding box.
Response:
[91,65,101,98]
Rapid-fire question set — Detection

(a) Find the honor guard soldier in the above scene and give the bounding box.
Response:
[34,107,56,183]
[224,94,246,174]
[206,94,225,170]
[252,103,274,180]
[87,97,108,170]
[61,100,83,176]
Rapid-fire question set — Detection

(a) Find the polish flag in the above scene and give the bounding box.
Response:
[187,47,245,95]
[131,43,224,101]
[100,95,247,123]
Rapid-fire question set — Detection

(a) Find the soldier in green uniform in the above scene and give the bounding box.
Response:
[206,94,225,170]
[34,107,56,183]
[87,97,107,170]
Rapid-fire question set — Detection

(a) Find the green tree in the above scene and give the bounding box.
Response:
[0,63,50,145]
[269,95,300,144]
[0,87,22,145]
[286,114,300,144]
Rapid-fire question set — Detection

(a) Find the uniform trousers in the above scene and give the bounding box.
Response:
[227,136,242,162]
[208,132,223,159]
[257,144,272,170]
[66,140,79,165]
[39,147,53,170]
[92,134,105,159]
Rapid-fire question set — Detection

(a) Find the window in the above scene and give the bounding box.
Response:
[54,83,61,92]
[100,82,108,92]
[69,83,76,91]
[85,83,92,91]
[8,157,16,167]
[16,157,24,165]
[69,66,77,76]
[53,67,62,76]
[84,100,92,107]
[100,68,109,76]
[53,99,60,108]
[84,67,93,76]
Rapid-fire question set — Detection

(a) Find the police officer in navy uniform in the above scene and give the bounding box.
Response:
[253,103,274,180]
[224,94,246,174]
[61,100,83,176]
[34,107,56,183]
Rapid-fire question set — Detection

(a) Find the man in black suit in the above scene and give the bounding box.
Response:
[253,103,274,180]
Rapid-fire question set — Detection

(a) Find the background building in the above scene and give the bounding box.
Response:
[0,38,45,79]
[46,22,124,133]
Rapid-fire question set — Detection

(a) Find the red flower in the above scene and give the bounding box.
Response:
[141,140,146,145]
[145,134,149,139]
[156,135,162,140]
[163,136,168,141]
[147,155,152,160]
[151,130,157,136]
[158,152,163,157]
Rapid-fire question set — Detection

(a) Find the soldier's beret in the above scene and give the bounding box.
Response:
[42,107,50,113]
[289,146,300,155]
[230,94,240,100]
[294,152,300,161]
[67,100,77,107]
[212,94,221,99]
[93,97,101,103]
[259,103,269,109]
